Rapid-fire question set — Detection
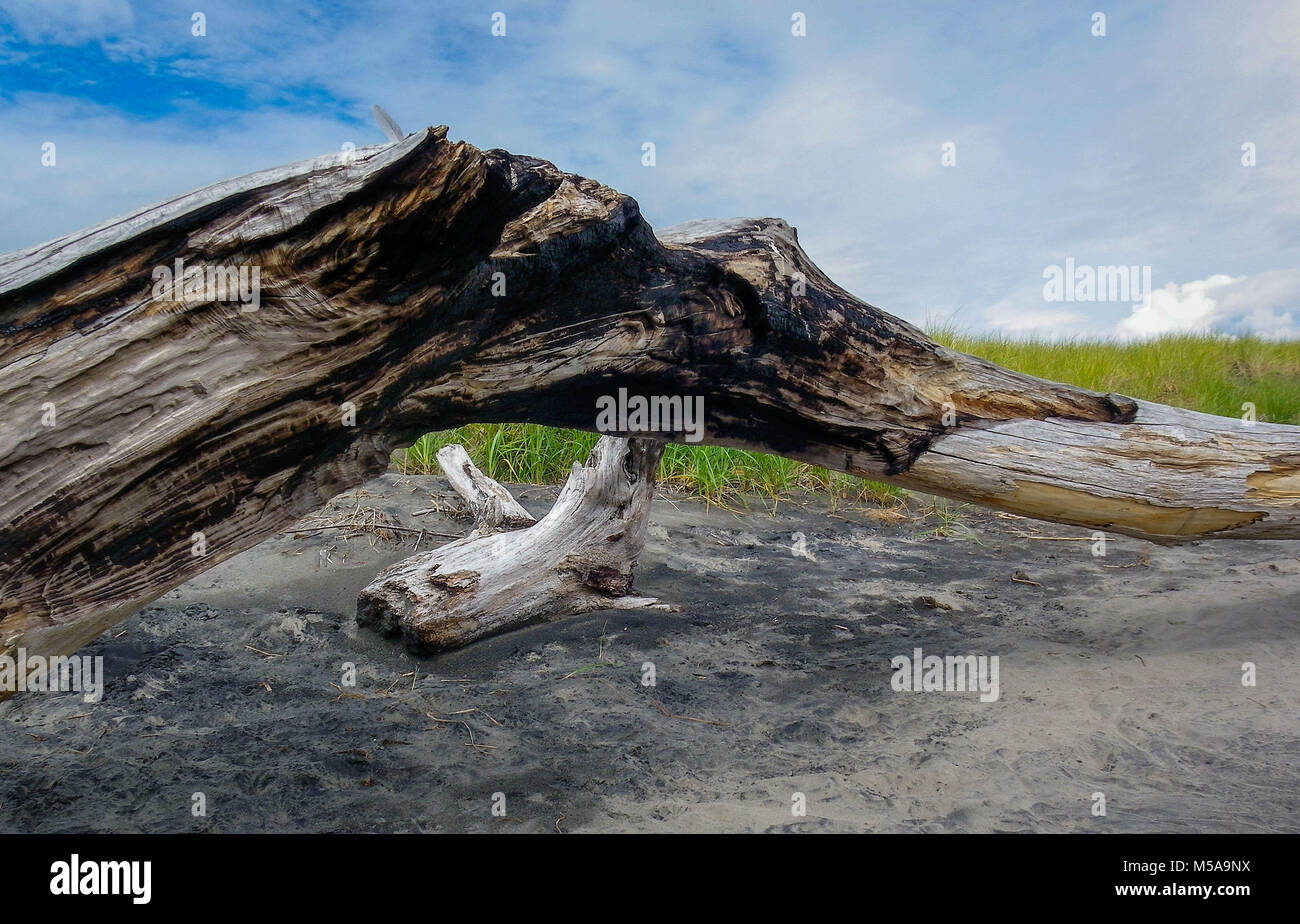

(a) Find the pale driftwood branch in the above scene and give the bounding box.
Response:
[358,436,668,651]
[894,400,1300,540]
[434,443,535,533]
[1,124,1298,678]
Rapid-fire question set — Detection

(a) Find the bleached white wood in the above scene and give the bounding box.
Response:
[895,399,1300,542]
[434,444,535,532]
[358,437,666,651]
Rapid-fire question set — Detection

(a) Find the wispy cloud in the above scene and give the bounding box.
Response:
[0,0,134,44]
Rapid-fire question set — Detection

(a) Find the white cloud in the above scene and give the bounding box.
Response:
[981,303,1086,336]
[0,93,359,252]
[0,0,134,44]
[1116,271,1300,339]
[1116,274,1241,338]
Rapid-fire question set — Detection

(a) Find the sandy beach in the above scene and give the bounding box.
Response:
[2,473,1297,833]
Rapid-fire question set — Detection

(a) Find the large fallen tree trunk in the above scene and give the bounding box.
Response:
[2,124,1299,679]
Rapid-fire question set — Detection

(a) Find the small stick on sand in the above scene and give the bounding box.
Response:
[329,682,366,702]
[1008,533,1116,542]
[426,712,495,752]
[288,523,460,540]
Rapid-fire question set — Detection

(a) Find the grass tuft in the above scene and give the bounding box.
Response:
[393,332,1300,507]
[931,329,1300,425]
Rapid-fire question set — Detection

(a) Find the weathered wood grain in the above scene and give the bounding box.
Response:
[358,436,666,651]
[434,443,535,532]
[2,124,1297,684]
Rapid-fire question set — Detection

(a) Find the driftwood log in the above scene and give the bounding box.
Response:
[2,123,1300,682]
[359,436,668,651]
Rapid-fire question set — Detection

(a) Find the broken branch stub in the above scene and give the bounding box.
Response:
[435,443,536,533]
[357,436,668,652]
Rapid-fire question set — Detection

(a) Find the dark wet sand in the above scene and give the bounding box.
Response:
[2,473,1298,832]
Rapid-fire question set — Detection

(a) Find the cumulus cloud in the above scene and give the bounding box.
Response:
[1116,271,1300,339]
[1116,274,1242,337]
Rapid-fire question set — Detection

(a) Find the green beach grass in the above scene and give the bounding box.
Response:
[393,332,1300,508]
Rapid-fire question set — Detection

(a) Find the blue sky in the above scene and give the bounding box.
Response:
[1,0,1297,337]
